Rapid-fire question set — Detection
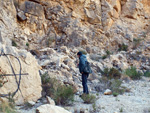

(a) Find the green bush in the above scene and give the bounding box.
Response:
[133,38,143,49]
[109,68,121,78]
[0,94,16,113]
[98,77,128,96]
[103,68,109,76]
[106,50,110,56]
[144,71,150,77]
[12,40,17,47]
[92,102,97,112]
[118,43,128,51]
[124,66,143,80]
[26,43,29,47]
[0,101,16,113]
[41,73,74,106]
[102,50,111,59]
[0,69,7,87]
[53,85,74,105]
[113,92,119,97]
[81,94,96,104]
[110,79,125,96]
[0,76,5,87]
[42,74,59,97]
[23,102,33,109]
[46,37,55,47]
[102,68,121,79]
[102,55,107,59]
[41,72,50,85]
[119,107,123,112]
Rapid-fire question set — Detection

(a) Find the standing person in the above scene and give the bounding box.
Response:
[77,52,89,94]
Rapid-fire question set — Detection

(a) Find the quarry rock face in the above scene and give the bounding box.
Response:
[0,0,149,51]
[0,0,149,50]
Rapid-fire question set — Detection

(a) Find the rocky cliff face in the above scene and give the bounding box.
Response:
[1,0,150,51]
[0,0,149,71]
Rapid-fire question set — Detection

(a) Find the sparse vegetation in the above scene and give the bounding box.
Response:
[41,72,50,84]
[0,69,16,113]
[42,75,59,96]
[102,50,111,59]
[0,68,7,88]
[53,85,74,105]
[96,93,99,96]
[102,55,107,59]
[96,76,111,92]
[144,71,150,77]
[0,94,16,113]
[47,37,55,47]
[118,43,128,51]
[119,107,123,112]
[133,38,143,49]
[92,102,97,112]
[124,66,143,80]
[81,94,96,104]
[106,50,110,55]
[26,43,29,47]
[0,101,16,113]
[22,101,35,109]
[41,73,74,105]
[110,79,125,96]
[12,40,17,47]
[97,75,128,96]
[113,92,119,97]
[141,32,147,38]
[102,67,121,79]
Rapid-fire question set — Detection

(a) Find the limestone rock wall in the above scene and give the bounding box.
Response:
[1,0,150,51]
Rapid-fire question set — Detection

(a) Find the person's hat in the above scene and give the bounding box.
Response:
[77,51,82,56]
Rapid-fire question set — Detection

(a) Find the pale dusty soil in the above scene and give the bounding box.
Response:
[17,77,150,113]
[68,77,150,113]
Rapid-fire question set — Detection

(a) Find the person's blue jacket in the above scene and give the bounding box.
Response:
[79,54,87,73]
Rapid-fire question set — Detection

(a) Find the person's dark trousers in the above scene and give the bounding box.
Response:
[82,73,89,94]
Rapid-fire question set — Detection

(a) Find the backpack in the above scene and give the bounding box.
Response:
[83,61,92,74]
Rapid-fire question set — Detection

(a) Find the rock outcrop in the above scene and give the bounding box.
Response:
[36,104,71,113]
[0,44,42,105]
[0,0,150,51]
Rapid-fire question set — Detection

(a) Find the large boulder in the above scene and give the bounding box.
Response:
[0,44,42,105]
[36,104,71,113]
